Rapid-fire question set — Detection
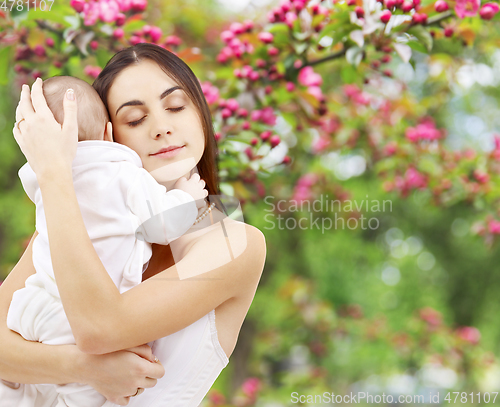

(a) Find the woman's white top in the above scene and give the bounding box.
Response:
[105,308,230,407]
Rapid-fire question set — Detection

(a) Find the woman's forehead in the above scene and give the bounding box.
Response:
[109,63,182,107]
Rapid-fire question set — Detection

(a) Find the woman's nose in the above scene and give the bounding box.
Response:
[151,114,173,139]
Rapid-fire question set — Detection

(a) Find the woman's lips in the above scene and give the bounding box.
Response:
[151,146,185,158]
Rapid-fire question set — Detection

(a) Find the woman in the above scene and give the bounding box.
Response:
[0,43,266,406]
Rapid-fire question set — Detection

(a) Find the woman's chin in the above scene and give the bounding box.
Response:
[149,157,197,183]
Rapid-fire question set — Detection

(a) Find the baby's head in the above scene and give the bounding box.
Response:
[43,76,109,141]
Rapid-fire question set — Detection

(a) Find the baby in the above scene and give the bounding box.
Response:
[1,76,207,407]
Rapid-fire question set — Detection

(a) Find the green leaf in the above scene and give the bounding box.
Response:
[27,10,71,27]
[407,40,428,54]
[408,26,433,52]
[341,65,357,84]
[124,20,146,33]
[96,48,112,68]
[267,23,289,35]
[0,46,12,86]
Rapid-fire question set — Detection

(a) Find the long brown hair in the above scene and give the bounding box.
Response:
[92,43,221,204]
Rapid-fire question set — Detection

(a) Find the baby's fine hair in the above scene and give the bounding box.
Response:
[43,76,109,141]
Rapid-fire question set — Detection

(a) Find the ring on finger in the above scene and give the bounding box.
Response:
[131,387,144,397]
[16,118,25,131]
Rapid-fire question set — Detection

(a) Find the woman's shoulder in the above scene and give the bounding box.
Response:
[192,215,267,277]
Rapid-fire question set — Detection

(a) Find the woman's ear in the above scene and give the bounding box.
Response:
[103,121,114,142]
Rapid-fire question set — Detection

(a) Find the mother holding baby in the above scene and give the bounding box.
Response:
[0,43,266,406]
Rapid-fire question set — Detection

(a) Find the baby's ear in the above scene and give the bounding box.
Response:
[103,121,114,142]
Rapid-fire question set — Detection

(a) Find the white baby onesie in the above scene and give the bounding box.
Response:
[2,140,198,407]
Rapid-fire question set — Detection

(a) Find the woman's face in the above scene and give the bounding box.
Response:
[107,59,205,177]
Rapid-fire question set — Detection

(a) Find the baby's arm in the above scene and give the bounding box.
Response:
[127,170,207,245]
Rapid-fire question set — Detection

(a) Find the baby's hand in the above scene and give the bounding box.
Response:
[174,173,208,209]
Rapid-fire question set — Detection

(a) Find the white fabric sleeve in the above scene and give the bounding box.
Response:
[18,162,38,203]
[126,169,198,245]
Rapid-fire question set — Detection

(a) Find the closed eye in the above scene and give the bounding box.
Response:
[127,116,146,127]
[168,106,185,113]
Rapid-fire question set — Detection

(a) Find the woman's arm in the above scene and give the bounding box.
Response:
[0,232,165,404]
[15,77,266,355]
[0,231,78,384]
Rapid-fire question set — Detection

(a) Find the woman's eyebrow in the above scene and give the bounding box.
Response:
[115,86,183,116]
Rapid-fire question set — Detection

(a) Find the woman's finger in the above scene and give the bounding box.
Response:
[62,88,78,136]
[125,344,154,362]
[190,173,200,182]
[18,84,35,120]
[30,77,56,119]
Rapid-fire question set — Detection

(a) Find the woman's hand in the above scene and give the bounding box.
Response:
[78,344,165,406]
[13,77,78,176]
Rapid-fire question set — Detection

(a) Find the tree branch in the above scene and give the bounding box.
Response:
[306,49,346,67]
[425,10,454,26]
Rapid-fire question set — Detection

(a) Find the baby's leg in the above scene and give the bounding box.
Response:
[0,381,58,407]
[54,383,107,407]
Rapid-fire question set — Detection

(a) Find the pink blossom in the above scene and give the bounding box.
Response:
[473,170,490,184]
[243,20,254,31]
[285,11,297,27]
[249,71,259,81]
[307,86,324,102]
[320,117,341,134]
[258,32,274,44]
[402,1,414,12]
[312,136,331,153]
[297,173,318,188]
[115,12,125,25]
[260,131,271,141]
[221,108,232,119]
[260,107,277,126]
[116,0,132,12]
[220,30,234,43]
[83,1,100,26]
[405,167,427,189]
[147,26,162,42]
[267,46,279,56]
[165,35,182,47]
[286,82,295,92]
[70,0,85,13]
[113,28,124,39]
[298,66,323,87]
[343,84,361,98]
[226,98,239,112]
[405,119,442,142]
[242,377,261,398]
[456,326,481,344]
[270,135,281,148]
[384,141,398,155]
[99,0,120,23]
[33,45,46,57]
[434,0,449,12]
[237,108,248,117]
[480,2,500,19]
[251,110,262,122]
[488,220,500,234]
[419,307,442,328]
[229,22,245,34]
[455,0,480,18]
[380,10,392,23]
[200,81,219,105]
[84,65,102,79]
[90,40,99,50]
[131,0,147,12]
